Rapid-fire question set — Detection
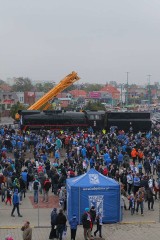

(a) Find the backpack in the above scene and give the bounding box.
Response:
[51,211,57,225]
[33,181,39,190]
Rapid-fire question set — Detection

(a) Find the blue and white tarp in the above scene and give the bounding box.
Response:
[67,168,120,224]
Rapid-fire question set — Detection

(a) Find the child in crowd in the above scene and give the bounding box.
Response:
[1,183,6,202]
[5,188,12,205]
[128,194,135,215]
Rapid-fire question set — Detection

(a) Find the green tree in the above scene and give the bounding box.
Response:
[12,77,33,92]
[10,102,26,119]
[82,83,103,92]
[84,101,105,111]
[34,83,44,92]
[43,82,55,93]
[64,84,76,92]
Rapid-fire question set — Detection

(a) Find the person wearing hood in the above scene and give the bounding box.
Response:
[69,215,78,240]
[49,208,58,240]
[11,188,22,217]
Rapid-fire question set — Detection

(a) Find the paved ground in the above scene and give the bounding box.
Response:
[0,117,13,125]
[0,190,160,240]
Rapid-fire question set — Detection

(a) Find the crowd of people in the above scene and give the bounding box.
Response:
[0,124,159,239]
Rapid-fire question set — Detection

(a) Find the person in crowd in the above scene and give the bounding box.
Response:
[128,194,135,215]
[131,148,137,165]
[19,175,26,201]
[11,188,22,217]
[135,187,145,216]
[120,193,125,221]
[89,206,96,230]
[144,159,151,175]
[133,173,141,195]
[1,182,6,202]
[51,170,59,195]
[127,171,133,195]
[146,187,154,211]
[43,177,51,203]
[49,208,58,240]
[5,187,12,205]
[154,178,159,200]
[94,212,103,238]
[69,214,78,240]
[32,175,41,204]
[81,208,92,240]
[21,221,32,240]
[59,186,67,211]
[56,209,67,240]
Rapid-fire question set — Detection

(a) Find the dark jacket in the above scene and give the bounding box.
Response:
[90,208,96,222]
[146,188,154,200]
[81,212,91,229]
[57,213,67,225]
[51,209,58,225]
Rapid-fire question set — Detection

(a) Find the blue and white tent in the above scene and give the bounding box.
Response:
[66,168,120,224]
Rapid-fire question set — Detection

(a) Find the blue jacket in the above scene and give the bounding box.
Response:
[69,217,78,229]
[13,189,20,205]
[133,176,140,186]
[21,172,27,182]
[118,153,123,162]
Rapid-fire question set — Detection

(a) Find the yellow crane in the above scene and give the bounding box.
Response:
[15,71,80,120]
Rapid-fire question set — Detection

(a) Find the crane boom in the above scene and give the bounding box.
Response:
[28,71,80,110]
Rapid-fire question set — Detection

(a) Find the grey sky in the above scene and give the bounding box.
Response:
[0,0,160,85]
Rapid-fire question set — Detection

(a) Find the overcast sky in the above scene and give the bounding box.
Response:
[0,0,160,85]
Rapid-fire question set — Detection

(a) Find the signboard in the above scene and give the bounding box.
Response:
[89,92,101,98]
[3,99,14,104]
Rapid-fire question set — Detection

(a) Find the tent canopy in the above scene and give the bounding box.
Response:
[67,168,119,187]
[67,168,120,224]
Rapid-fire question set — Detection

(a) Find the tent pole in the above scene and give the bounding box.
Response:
[79,187,80,224]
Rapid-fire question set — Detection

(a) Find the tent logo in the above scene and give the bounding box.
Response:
[88,195,104,216]
[88,174,99,184]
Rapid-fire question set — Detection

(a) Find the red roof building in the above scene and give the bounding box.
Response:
[100,85,120,99]
[56,92,68,98]
[0,84,12,92]
[69,89,87,98]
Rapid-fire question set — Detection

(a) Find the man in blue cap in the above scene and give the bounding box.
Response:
[81,208,92,240]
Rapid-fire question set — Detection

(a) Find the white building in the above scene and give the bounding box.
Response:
[15,92,24,104]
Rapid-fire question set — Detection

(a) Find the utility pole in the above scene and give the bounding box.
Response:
[121,84,123,108]
[126,72,129,107]
[147,74,151,105]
